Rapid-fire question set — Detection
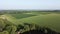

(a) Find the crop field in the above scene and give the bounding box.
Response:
[10,13,36,19]
[3,12,60,33]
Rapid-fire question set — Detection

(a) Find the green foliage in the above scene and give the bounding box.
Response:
[20,29,25,33]
[24,25,30,31]
[0,11,60,34]
[0,18,6,31]
[3,31,9,34]
[10,25,17,34]
[0,18,17,34]
[10,14,36,19]
[18,23,41,33]
[5,25,17,34]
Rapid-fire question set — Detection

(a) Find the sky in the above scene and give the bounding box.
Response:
[0,0,60,10]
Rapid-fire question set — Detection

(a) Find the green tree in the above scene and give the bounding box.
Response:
[10,25,17,34]
[24,25,30,31]
[5,25,17,34]
[0,18,6,31]
[3,31,9,34]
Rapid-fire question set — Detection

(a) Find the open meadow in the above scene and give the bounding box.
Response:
[0,10,60,34]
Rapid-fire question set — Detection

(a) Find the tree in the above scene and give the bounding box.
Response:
[3,31,9,34]
[10,25,17,34]
[24,25,30,31]
[5,25,17,34]
[0,18,6,31]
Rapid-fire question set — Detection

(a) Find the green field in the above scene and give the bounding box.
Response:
[10,13,36,19]
[3,12,60,32]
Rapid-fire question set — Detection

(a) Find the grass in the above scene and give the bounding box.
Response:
[10,13,36,19]
[4,12,60,32]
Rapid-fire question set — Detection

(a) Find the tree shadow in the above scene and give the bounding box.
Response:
[21,27,60,34]
[16,23,60,34]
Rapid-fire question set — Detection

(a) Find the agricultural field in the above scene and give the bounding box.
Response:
[5,12,60,32]
[0,11,60,34]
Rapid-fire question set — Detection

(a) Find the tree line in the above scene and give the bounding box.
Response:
[0,18,60,34]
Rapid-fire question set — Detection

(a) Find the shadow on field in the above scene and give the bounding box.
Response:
[16,23,60,34]
[20,27,60,34]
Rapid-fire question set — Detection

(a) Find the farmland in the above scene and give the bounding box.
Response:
[6,13,60,32]
[0,10,60,34]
